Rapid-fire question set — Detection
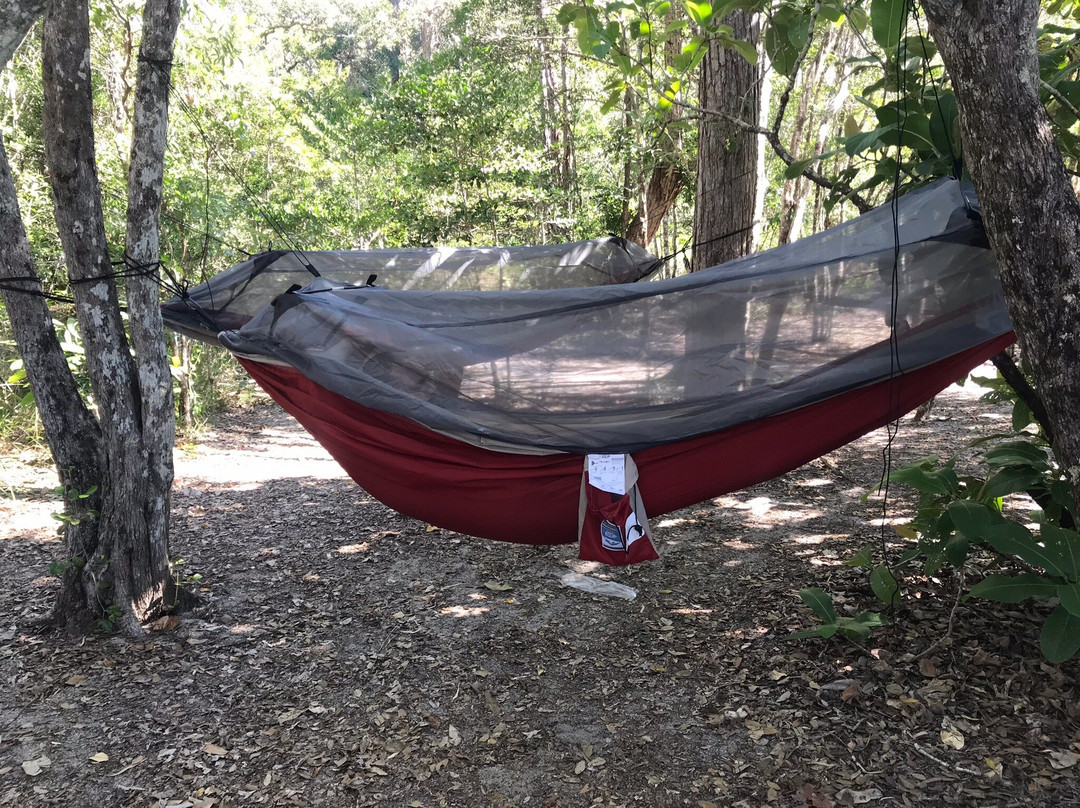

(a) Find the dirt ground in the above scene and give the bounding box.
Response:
[1,374,1078,808]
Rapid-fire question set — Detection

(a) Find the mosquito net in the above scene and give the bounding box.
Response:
[216,179,1013,455]
[161,237,662,342]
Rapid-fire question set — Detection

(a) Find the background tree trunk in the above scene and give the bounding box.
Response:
[685,16,761,395]
[692,13,760,271]
[923,0,1080,510]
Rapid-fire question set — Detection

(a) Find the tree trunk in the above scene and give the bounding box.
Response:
[923,0,1080,510]
[0,0,45,68]
[686,15,761,394]
[692,12,760,271]
[29,0,180,633]
[0,0,106,632]
[624,162,685,247]
[124,0,182,621]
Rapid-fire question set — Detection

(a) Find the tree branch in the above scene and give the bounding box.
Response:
[991,350,1055,447]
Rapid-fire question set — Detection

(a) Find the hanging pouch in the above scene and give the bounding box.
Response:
[578,453,658,566]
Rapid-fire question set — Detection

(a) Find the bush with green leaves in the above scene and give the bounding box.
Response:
[867,367,1079,662]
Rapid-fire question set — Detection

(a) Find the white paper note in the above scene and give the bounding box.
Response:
[587,453,626,495]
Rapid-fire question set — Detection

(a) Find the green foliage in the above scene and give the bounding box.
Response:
[50,481,100,531]
[790,587,887,640]
[879,367,1080,662]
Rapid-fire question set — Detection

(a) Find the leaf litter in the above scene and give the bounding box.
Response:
[0,386,1078,807]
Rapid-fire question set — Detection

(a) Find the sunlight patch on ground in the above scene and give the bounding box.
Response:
[336,542,370,555]
[794,478,834,488]
[440,605,490,618]
[0,501,60,542]
[174,430,343,485]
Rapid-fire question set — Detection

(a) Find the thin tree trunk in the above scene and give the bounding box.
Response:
[40,0,181,633]
[625,162,685,247]
[124,0,182,621]
[0,0,107,632]
[923,0,1080,510]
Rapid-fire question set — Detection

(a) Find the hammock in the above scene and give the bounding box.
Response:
[162,179,1015,546]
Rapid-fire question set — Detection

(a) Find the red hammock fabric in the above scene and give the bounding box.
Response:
[239,331,1014,546]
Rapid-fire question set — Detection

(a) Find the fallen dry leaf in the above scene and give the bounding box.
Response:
[149,615,180,632]
[88,752,109,763]
[483,580,511,591]
[835,787,882,805]
[940,720,965,750]
[202,743,228,757]
[1049,750,1079,769]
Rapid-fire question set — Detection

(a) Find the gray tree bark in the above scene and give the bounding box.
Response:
[0,0,181,633]
[123,0,182,623]
[0,0,45,68]
[922,0,1080,510]
[692,12,760,270]
[0,0,106,631]
[685,15,761,395]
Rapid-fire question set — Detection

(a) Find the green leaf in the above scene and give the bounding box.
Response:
[887,460,957,495]
[947,500,993,540]
[556,4,581,26]
[984,523,1069,577]
[904,34,936,60]
[720,35,758,65]
[783,157,816,179]
[870,0,906,52]
[1058,582,1080,617]
[983,441,1051,471]
[944,532,971,567]
[1040,604,1080,663]
[600,87,624,114]
[836,618,871,638]
[979,468,1046,502]
[790,623,838,640]
[684,0,713,26]
[845,545,875,569]
[870,565,900,605]
[799,587,837,623]
[1041,523,1080,580]
[764,11,799,76]
[846,5,869,32]
[1012,398,1034,432]
[853,611,887,628]
[969,573,1060,603]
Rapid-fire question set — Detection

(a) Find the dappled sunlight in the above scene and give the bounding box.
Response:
[566,559,602,574]
[656,517,689,529]
[229,623,258,634]
[175,427,344,485]
[723,539,756,551]
[440,605,490,618]
[794,478,834,488]
[672,607,713,616]
[336,542,370,555]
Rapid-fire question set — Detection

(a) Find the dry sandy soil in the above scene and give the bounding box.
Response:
[0,373,1078,808]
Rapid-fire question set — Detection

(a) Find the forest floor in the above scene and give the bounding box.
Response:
[1,372,1078,808]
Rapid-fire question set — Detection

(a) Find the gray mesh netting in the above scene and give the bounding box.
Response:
[193,179,1012,455]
